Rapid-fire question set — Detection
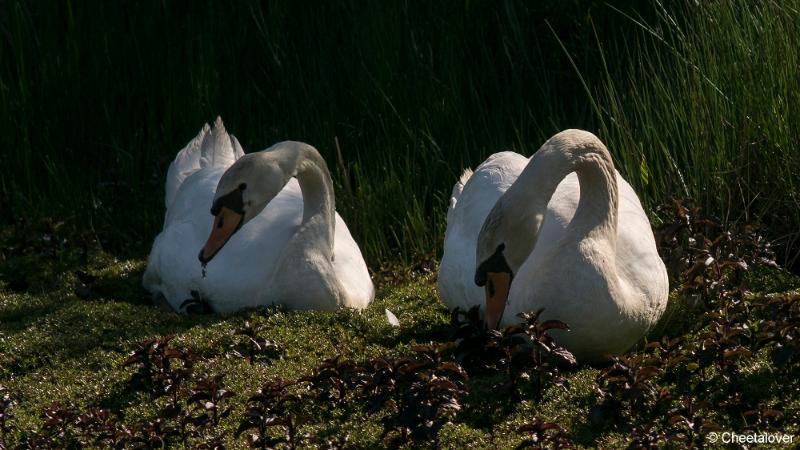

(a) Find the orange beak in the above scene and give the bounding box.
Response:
[199,207,243,264]
[484,272,511,329]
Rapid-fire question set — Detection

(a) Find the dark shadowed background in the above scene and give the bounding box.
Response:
[1,0,798,269]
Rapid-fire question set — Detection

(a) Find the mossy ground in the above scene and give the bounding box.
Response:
[1,235,799,448]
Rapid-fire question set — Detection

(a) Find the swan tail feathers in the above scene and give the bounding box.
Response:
[446,168,473,222]
[449,168,473,207]
[164,123,210,208]
[199,116,243,169]
[457,168,473,193]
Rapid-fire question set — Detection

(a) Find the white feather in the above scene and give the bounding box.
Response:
[385,309,400,327]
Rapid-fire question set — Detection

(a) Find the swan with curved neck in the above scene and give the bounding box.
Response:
[144,119,373,313]
[200,141,349,310]
[439,129,668,361]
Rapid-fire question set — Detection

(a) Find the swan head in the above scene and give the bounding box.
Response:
[474,239,513,330]
[474,183,543,329]
[199,153,289,264]
[475,198,521,329]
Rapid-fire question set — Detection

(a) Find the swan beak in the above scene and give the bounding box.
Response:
[199,207,243,264]
[484,272,511,329]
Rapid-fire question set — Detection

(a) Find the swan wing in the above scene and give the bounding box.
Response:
[164,117,245,210]
[199,117,243,169]
[332,213,375,310]
[615,176,669,322]
[164,124,209,209]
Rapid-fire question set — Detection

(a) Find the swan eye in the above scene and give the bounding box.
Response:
[238,183,247,191]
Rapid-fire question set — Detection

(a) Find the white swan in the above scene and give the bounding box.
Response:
[438,129,668,362]
[143,118,374,313]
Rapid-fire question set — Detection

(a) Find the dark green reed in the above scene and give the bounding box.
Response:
[1,1,797,267]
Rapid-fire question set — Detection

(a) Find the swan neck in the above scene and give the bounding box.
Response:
[499,133,618,266]
[496,150,566,269]
[292,146,336,255]
[572,151,618,242]
[263,142,344,308]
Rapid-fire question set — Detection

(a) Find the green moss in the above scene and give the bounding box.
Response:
[1,247,799,448]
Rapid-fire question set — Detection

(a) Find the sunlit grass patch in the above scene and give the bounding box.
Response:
[1,240,800,447]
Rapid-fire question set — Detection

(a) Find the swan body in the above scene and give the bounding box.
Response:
[144,118,374,313]
[438,130,668,362]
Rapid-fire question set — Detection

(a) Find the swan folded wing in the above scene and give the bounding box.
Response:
[165,123,210,208]
[448,152,526,229]
[331,214,375,310]
[199,117,244,169]
[615,177,669,321]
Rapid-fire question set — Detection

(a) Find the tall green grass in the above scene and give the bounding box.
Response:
[587,1,800,266]
[1,1,798,268]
